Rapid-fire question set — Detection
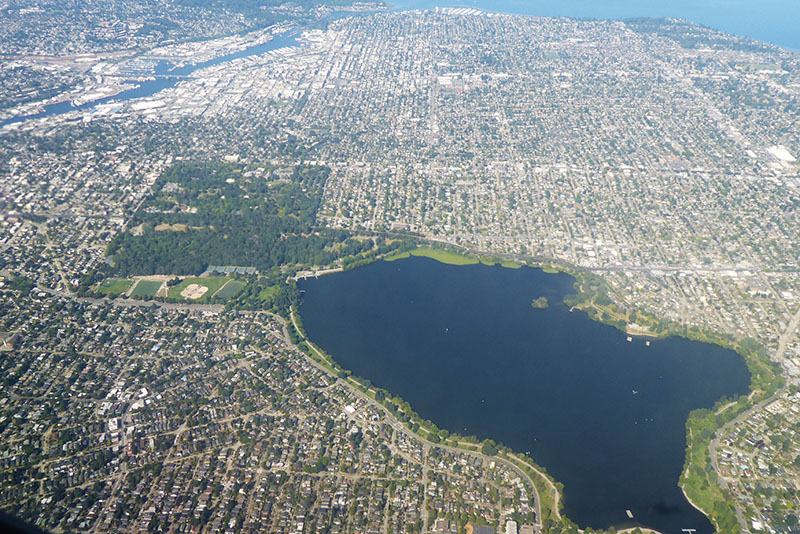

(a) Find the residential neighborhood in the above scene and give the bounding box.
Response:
[1,5,799,534]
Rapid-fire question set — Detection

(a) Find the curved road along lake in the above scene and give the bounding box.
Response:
[298,257,751,534]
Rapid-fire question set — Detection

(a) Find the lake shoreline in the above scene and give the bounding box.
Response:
[368,244,780,533]
[296,252,757,533]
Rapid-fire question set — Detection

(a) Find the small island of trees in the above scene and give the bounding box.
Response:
[531,296,549,309]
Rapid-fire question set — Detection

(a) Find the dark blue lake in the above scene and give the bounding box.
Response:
[298,257,751,534]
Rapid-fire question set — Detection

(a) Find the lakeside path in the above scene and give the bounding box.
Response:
[707,303,800,532]
[289,305,557,532]
[708,388,785,533]
[18,274,548,529]
[21,265,699,534]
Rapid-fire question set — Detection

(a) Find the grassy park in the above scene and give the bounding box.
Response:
[385,246,524,269]
[130,280,163,298]
[385,246,479,265]
[214,280,246,300]
[167,276,229,301]
[96,278,133,295]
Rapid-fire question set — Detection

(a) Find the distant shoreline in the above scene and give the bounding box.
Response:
[387,0,800,51]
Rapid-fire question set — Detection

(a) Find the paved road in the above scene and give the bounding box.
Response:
[708,389,784,534]
[34,283,224,313]
[707,304,800,533]
[341,229,800,275]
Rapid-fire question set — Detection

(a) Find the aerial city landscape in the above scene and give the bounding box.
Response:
[1,1,799,534]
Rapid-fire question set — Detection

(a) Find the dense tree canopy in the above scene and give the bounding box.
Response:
[108,161,370,276]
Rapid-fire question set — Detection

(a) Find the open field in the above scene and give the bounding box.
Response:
[385,247,479,266]
[385,247,526,269]
[130,280,163,298]
[154,223,188,231]
[96,278,133,295]
[479,256,522,269]
[258,284,280,301]
[181,284,209,300]
[168,276,229,301]
[214,280,246,300]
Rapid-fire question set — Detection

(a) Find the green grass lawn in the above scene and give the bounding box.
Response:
[96,278,133,295]
[385,247,529,269]
[479,256,522,269]
[383,251,412,262]
[258,284,280,301]
[214,280,246,300]
[130,280,163,298]
[168,276,229,301]
[385,247,479,266]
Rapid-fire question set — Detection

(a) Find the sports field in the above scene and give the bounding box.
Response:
[96,278,133,295]
[168,277,229,301]
[214,280,246,300]
[130,280,163,298]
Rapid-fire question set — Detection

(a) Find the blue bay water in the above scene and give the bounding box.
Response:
[299,257,751,534]
[4,1,795,127]
[391,0,800,51]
